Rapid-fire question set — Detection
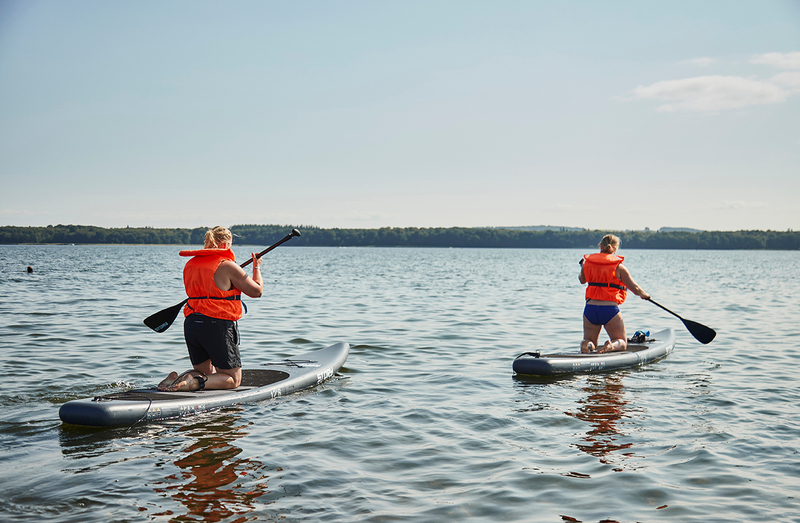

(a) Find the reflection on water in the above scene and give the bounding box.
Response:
[512,373,634,470]
[566,375,633,466]
[151,413,271,523]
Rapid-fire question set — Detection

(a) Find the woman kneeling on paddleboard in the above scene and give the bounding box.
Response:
[158,226,264,392]
[579,234,650,354]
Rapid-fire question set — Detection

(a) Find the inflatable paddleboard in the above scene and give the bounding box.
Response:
[60,342,349,427]
[512,328,675,376]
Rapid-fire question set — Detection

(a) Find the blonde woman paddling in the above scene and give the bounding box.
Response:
[158,226,263,392]
[579,234,650,354]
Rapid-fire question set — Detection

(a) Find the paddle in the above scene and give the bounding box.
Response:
[143,228,301,333]
[647,298,716,344]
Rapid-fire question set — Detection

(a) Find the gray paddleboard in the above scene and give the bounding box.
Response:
[59,342,349,427]
[513,328,675,376]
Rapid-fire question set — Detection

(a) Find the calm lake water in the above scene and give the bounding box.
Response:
[1,245,798,522]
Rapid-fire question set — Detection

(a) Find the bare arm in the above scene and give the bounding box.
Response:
[214,253,264,298]
[616,264,650,300]
[578,264,587,284]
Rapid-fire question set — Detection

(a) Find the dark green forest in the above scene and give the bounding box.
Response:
[2,224,798,249]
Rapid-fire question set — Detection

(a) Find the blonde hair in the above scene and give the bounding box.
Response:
[204,226,233,249]
[598,234,620,253]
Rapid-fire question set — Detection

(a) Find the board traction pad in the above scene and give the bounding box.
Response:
[91,369,291,402]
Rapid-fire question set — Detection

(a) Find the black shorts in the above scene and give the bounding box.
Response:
[183,313,241,369]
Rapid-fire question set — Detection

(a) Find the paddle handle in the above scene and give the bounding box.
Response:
[240,229,301,268]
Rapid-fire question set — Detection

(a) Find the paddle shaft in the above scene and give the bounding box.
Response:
[646,298,682,320]
[240,228,301,268]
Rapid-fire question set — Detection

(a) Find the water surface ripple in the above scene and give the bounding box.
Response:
[1,245,798,522]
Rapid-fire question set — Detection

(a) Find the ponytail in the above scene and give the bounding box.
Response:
[204,226,233,249]
[598,234,620,253]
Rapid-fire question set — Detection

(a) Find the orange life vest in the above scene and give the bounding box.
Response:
[179,248,243,321]
[583,252,627,304]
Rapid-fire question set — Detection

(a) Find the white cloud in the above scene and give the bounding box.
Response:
[630,51,800,113]
[750,52,800,70]
[632,75,790,112]
[544,203,579,212]
[710,200,770,211]
[1,209,37,216]
[770,72,800,91]
[680,57,715,67]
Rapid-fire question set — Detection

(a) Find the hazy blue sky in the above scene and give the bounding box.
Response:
[2,1,798,231]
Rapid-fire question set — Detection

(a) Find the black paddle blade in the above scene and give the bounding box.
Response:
[647,299,716,345]
[143,299,187,333]
[682,318,716,345]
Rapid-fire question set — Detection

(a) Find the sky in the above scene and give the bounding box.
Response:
[1,1,799,232]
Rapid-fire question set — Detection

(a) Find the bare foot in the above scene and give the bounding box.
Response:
[598,340,625,353]
[163,370,207,392]
[598,341,614,353]
[157,371,178,391]
[580,340,596,353]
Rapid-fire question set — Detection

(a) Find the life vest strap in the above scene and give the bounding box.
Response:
[186,294,246,315]
[587,282,627,291]
[188,295,242,301]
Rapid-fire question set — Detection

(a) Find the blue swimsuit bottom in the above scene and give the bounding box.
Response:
[583,303,620,326]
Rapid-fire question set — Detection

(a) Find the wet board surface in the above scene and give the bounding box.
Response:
[512,328,675,376]
[59,342,349,427]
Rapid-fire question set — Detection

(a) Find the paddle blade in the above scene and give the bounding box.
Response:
[682,318,716,345]
[143,300,187,333]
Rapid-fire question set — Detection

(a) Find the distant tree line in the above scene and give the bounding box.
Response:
[1,224,798,250]
[0,225,207,245]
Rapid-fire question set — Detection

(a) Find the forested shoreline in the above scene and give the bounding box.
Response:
[1,224,798,250]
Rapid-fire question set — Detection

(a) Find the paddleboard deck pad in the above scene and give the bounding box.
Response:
[59,342,349,427]
[512,328,675,376]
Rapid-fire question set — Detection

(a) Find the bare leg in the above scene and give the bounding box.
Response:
[599,313,627,353]
[205,368,241,389]
[582,316,602,353]
[159,360,242,391]
[190,359,242,390]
